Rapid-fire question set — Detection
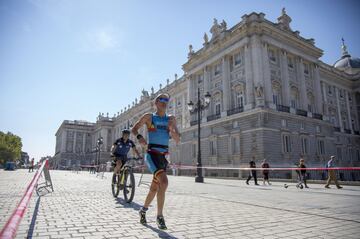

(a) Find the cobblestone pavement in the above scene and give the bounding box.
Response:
[1,169,360,239]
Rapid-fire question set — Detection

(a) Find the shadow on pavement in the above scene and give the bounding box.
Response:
[143,224,178,239]
[115,197,142,211]
[27,196,41,239]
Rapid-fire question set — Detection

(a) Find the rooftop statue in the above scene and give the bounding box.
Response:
[210,18,222,39]
[142,88,149,97]
[203,33,209,45]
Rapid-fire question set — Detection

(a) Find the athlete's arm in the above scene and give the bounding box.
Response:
[110,140,118,155]
[132,147,142,158]
[168,116,180,144]
[130,140,142,158]
[131,113,151,146]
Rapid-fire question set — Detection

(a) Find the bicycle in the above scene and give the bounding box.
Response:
[111,157,140,203]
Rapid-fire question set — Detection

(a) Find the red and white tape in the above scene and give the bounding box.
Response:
[168,165,360,171]
[0,160,47,239]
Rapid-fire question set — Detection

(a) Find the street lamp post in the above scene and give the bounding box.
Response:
[188,88,211,183]
[96,137,103,172]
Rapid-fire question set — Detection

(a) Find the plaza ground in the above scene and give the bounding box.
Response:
[0,169,359,238]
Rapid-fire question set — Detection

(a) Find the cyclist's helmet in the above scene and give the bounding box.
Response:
[122,129,130,135]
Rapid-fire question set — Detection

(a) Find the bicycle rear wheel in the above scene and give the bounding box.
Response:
[123,169,135,203]
[112,174,120,197]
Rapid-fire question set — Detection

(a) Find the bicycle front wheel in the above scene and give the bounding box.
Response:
[123,169,135,203]
[112,174,120,198]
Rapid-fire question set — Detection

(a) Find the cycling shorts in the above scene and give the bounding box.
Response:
[113,155,128,166]
[145,150,168,177]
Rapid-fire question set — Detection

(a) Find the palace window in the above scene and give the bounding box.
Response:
[307,92,314,113]
[269,49,276,62]
[300,122,305,130]
[303,63,309,75]
[301,137,309,155]
[210,140,217,155]
[307,104,312,113]
[349,148,353,162]
[282,134,291,153]
[342,115,347,129]
[197,74,204,84]
[215,103,221,115]
[234,52,242,66]
[328,85,333,95]
[290,87,299,108]
[214,63,221,76]
[235,91,244,108]
[273,94,279,105]
[272,82,281,105]
[192,143,197,158]
[231,137,240,154]
[287,57,294,68]
[317,139,325,155]
[336,147,343,160]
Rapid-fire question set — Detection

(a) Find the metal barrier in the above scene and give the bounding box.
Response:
[96,164,107,179]
[0,159,53,239]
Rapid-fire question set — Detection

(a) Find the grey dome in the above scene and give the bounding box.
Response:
[333,39,360,73]
[334,55,360,69]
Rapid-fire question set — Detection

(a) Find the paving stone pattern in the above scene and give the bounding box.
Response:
[0,169,359,238]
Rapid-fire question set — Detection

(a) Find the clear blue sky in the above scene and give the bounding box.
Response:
[0,0,359,161]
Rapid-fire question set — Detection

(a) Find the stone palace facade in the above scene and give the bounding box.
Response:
[53,10,360,180]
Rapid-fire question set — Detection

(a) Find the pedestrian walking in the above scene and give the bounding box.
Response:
[246,159,259,185]
[261,159,271,185]
[28,158,34,172]
[325,156,343,189]
[299,158,309,188]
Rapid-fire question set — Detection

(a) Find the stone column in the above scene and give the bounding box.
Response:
[187,75,194,124]
[321,82,329,119]
[279,50,290,106]
[182,93,186,128]
[313,65,323,114]
[82,132,86,153]
[222,56,231,115]
[297,58,307,110]
[203,67,211,117]
[187,75,194,103]
[61,131,67,152]
[262,43,273,108]
[345,91,353,133]
[250,35,264,107]
[353,93,360,131]
[244,44,254,110]
[73,131,77,153]
[335,88,344,132]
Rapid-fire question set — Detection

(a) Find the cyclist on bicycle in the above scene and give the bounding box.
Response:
[111,129,141,185]
[132,93,180,230]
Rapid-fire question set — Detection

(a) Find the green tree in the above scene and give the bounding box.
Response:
[0,131,22,165]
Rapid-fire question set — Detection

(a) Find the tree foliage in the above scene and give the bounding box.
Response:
[0,131,22,165]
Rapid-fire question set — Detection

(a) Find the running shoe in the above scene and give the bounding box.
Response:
[156,216,167,230]
[139,210,147,225]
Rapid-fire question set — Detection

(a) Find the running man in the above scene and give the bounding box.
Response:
[110,129,142,185]
[132,93,180,230]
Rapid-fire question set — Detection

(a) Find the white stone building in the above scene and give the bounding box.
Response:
[54,10,360,180]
